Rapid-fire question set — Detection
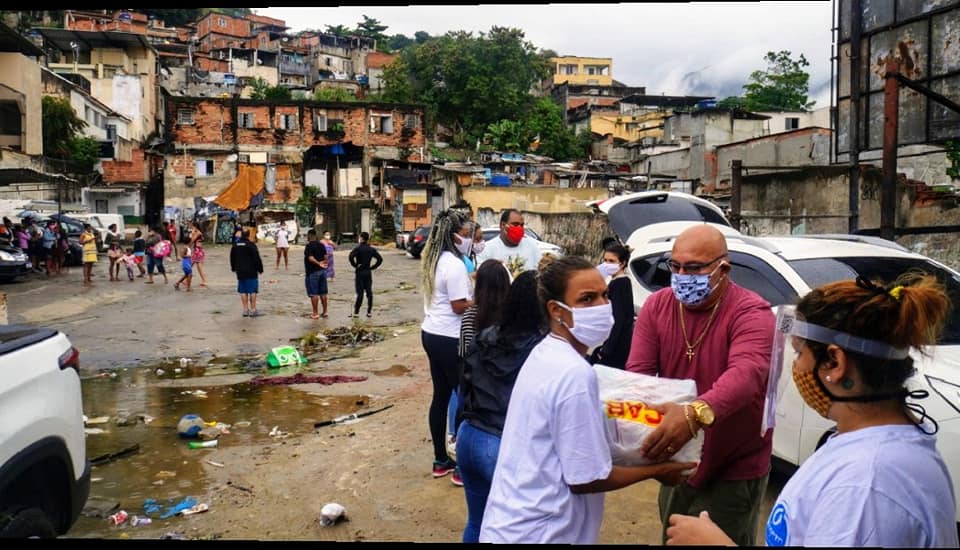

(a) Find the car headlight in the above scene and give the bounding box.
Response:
[0,251,14,261]
[926,375,960,415]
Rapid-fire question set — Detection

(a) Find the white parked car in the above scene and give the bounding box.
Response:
[600,191,960,526]
[481,226,564,257]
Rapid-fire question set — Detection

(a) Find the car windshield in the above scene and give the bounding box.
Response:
[789,257,960,345]
[606,193,730,241]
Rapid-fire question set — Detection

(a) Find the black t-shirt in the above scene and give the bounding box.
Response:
[304,240,327,274]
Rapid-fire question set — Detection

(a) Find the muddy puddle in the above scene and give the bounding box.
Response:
[67,325,391,538]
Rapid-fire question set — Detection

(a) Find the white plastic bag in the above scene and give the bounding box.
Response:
[594,365,704,466]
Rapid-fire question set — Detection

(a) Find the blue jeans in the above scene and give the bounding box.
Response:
[455,421,502,543]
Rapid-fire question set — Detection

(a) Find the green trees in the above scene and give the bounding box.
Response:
[381,27,550,148]
[481,98,588,161]
[41,96,100,173]
[248,77,292,101]
[732,50,815,111]
[313,88,357,102]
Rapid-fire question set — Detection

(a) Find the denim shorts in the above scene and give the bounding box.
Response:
[305,270,328,297]
[237,278,258,294]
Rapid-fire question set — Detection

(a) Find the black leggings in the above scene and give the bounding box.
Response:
[421,330,459,463]
[354,271,373,314]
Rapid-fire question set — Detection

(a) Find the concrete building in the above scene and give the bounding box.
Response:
[549,56,613,87]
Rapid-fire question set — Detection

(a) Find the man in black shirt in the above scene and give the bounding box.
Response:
[230,227,264,317]
[347,231,383,318]
[303,229,329,319]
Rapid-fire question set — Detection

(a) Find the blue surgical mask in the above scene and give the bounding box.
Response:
[671,264,726,306]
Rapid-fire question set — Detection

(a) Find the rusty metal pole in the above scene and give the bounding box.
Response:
[730,160,742,232]
[880,58,900,242]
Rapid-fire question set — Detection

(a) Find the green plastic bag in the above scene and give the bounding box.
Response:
[266,345,305,368]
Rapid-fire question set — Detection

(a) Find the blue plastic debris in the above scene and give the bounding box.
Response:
[143,498,162,515]
[160,497,198,519]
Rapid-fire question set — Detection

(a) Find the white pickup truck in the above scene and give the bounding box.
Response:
[0,325,89,538]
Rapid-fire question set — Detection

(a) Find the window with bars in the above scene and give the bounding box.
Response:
[177,109,195,125]
[404,114,419,130]
[314,113,327,131]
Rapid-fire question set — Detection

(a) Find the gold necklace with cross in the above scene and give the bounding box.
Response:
[678,297,723,361]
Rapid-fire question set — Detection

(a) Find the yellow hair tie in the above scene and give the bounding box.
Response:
[889,285,904,301]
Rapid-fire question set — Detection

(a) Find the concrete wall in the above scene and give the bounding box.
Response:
[461,186,606,216]
[644,148,691,180]
[715,128,832,186]
[0,52,41,155]
[738,165,960,270]
[82,187,143,216]
[757,107,830,135]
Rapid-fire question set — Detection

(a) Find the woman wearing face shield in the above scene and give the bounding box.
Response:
[480,256,695,543]
[666,274,958,547]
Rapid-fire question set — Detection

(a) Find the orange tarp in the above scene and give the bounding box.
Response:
[213,164,265,212]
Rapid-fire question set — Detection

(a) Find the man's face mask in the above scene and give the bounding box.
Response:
[670,261,726,307]
[505,223,524,244]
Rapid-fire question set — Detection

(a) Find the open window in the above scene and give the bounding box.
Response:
[369,112,393,134]
[278,113,297,130]
[195,159,214,177]
[238,112,255,129]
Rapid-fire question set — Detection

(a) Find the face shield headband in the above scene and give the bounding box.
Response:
[762,305,936,435]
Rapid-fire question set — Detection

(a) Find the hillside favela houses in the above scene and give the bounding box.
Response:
[1,5,955,255]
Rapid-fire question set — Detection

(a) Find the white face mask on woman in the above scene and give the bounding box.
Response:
[455,236,473,257]
[553,301,614,349]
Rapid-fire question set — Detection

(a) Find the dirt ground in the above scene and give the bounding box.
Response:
[4,239,779,542]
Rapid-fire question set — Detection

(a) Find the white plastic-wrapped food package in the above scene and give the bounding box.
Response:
[594,365,704,466]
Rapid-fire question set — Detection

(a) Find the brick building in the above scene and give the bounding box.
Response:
[161,93,427,214]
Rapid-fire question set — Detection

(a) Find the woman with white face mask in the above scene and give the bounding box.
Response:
[666,274,958,548]
[590,242,634,369]
[480,256,695,544]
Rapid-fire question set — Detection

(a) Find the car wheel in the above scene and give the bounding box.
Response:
[0,507,57,538]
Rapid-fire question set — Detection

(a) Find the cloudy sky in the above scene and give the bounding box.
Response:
[259,2,834,108]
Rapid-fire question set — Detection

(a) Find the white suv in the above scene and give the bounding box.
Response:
[0,326,89,537]
[600,192,960,527]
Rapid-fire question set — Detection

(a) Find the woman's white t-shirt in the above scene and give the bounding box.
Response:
[275,228,289,248]
[421,250,472,339]
[480,335,613,544]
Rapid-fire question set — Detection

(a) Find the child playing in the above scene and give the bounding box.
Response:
[120,248,137,281]
[107,241,123,281]
[132,229,147,278]
[174,246,193,291]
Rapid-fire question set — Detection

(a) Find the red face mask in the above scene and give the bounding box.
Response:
[506,225,524,244]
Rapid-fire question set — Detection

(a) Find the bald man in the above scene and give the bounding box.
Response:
[625,224,775,546]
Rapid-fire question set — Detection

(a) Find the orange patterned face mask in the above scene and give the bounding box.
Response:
[792,365,833,418]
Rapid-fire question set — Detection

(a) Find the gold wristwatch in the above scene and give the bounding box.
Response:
[690,399,716,427]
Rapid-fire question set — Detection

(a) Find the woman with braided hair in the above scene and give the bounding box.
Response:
[667,273,958,547]
[420,208,475,480]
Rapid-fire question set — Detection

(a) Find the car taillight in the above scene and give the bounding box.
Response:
[58,346,79,372]
[414,235,424,242]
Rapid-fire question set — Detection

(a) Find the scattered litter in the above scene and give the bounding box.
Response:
[233,421,251,428]
[174,368,182,374]
[162,532,186,540]
[268,426,289,438]
[159,497,198,519]
[179,503,209,516]
[250,373,367,386]
[198,426,222,441]
[84,416,110,425]
[81,497,119,518]
[156,368,166,376]
[143,499,162,515]
[266,345,307,368]
[320,502,347,526]
[178,414,205,438]
[179,357,191,367]
[108,510,128,526]
[138,414,155,425]
[129,515,152,527]
[84,428,108,435]
[91,477,103,483]
[114,412,135,426]
[188,440,218,449]
[180,390,208,398]
[205,460,225,468]
[90,443,140,466]
[315,405,394,429]
[154,471,177,479]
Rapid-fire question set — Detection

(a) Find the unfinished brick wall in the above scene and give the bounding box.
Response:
[164,151,233,205]
[102,148,148,183]
[169,100,233,145]
[197,13,251,41]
